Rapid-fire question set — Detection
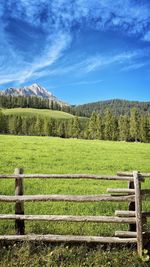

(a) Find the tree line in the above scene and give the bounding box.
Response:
[1,95,150,118]
[0,95,72,113]
[0,108,149,142]
[75,99,150,117]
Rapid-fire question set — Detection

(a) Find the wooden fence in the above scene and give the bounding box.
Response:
[0,169,150,257]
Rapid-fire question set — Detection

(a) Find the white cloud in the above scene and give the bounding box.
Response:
[0,0,150,85]
[121,62,149,72]
[0,30,71,85]
[62,79,103,86]
[82,51,139,73]
[32,49,149,80]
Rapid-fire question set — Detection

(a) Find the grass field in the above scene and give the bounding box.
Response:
[0,135,150,266]
[2,108,74,119]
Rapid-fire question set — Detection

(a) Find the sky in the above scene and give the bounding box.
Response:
[0,0,150,104]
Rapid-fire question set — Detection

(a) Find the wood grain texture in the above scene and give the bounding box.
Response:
[0,234,137,243]
[0,214,136,223]
[15,168,25,235]
[107,188,135,193]
[134,171,143,257]
[115,231,137,237]
[0,174,134,181]
[0,194,135,202]
[115,210,135,217]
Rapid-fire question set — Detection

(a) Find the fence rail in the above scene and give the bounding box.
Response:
[0,174,134,180]
[0,168,150,257]
[0,194,135,202]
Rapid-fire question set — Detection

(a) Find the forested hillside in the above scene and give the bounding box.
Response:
[1,96,150,117]
[75,99,150,117]
[0,108,149,142]
[0,95,71,112]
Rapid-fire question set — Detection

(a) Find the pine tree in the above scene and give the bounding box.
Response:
[103,110,115,140]
[118,115,130,141]
[95,114,103,139]
[57,122,66,138]
[0,110,6,133]
[21,117,28,135]
[8,115,15,134]
[130,108,139,141]
[72,116,81,138]
[34,117,43,136]
[43,118,49,136]
[87,112,98,139]
[139,115,149,143]
[15,116,22,135]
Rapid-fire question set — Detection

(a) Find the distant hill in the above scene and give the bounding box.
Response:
[2,108,74,120]
[0,83,69,107]
[75,99,150,116]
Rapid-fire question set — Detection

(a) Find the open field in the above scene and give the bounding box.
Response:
[2,108,74,119]
[0,135,150,266]
[0,135,150,174]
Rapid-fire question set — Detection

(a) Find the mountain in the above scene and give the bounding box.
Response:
[0,83,69,106]
[75,99,150,116]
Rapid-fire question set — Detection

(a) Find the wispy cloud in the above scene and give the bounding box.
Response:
[0,30,71,85]
[30,49,150,80]
[18,32,71,83]
[0,0,150,85]
[82,52,137,73]
[121,62,150,72]
[61,79,103,87]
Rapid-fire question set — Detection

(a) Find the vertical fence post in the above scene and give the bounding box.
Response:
[15,168,25,235]
[134,171,143,257]
[128,179,136,231]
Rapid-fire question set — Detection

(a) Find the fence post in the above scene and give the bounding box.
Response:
[15,168,25,235]
[128,179,136,231]
[133,171,143,257]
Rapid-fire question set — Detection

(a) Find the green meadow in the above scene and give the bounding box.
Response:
[2,108,74,119]
[0,135,150,266]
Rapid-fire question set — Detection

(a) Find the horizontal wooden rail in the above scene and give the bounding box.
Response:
[0,169,149,256]
[115,231,137,237]
[115,211,135,217]
[0,174,134,181]
[0,194,135,202]
[0,234,137,243]
[117,172,149,178]
[142,173,150,177]
[0,214,136,223]
[107,188,135,193]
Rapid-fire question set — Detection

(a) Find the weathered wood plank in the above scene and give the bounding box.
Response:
[134,171,143,257]
[0,234,137,243]
[107,188,135,193]
[117,172,148,179]
[141,173,150,177]
[115,211,135,217]
[0,174,134,181]
[0,214,136,223]
[0,194,135,202]
[128,180,136,231]
[15,168,25,235]
[117,172,133,177]
[115,231,137,237]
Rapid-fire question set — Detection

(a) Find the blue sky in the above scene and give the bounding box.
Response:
[0,0,150,104]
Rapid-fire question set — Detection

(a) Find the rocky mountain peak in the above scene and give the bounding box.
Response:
[0,84,69,106]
